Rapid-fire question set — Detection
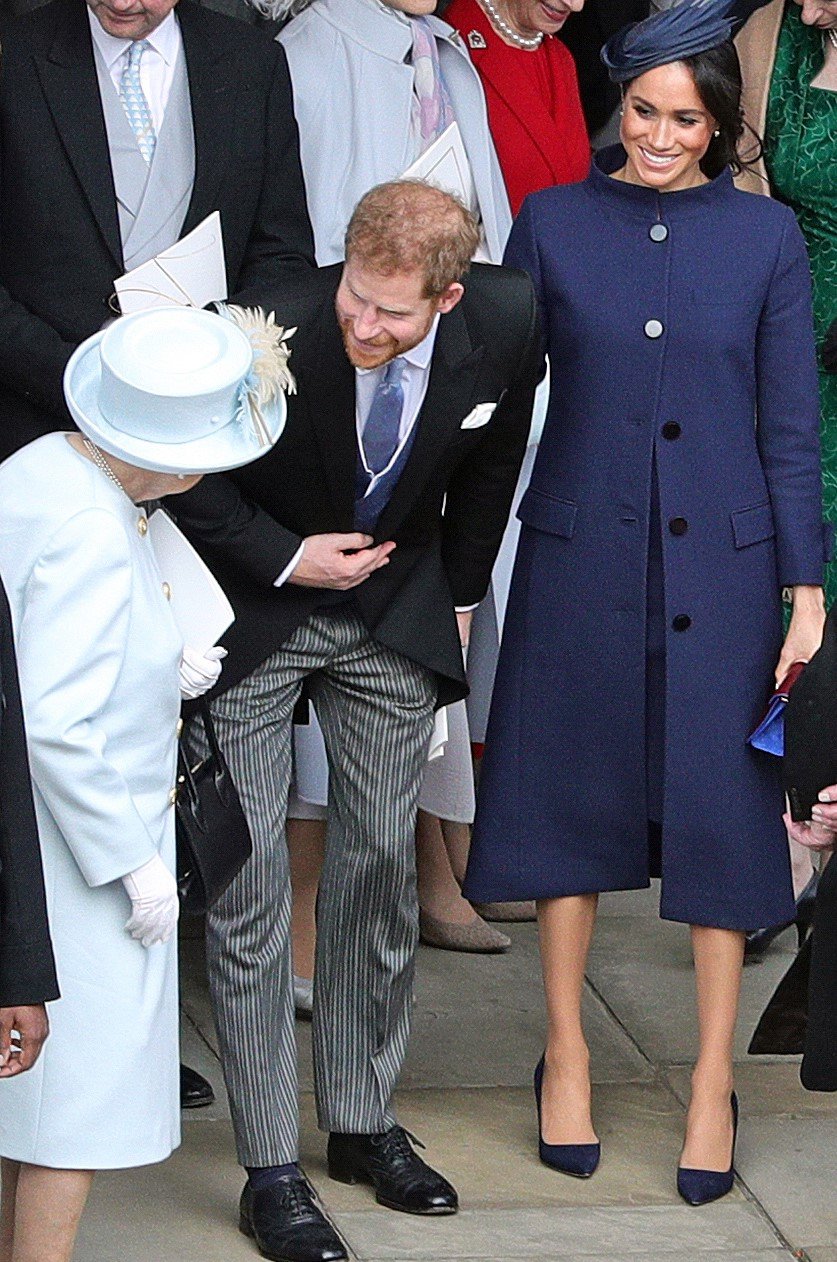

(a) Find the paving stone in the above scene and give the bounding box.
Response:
[76,1122,274,1262]
[404,947,651,1089]
[179,1015,230,1122]
[666,1062,837,1117]
[82,883,833,1262]
[734,1115,837,1249]
[360,1255,794,1262]
[302,1082,698,1215]
[585,916,800,1066]
[333,1203,783,1259]
[598,884,662,918]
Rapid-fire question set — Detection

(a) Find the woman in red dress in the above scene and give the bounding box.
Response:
[445,0,591,214]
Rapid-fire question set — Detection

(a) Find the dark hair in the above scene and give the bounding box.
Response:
[681,41,756,178]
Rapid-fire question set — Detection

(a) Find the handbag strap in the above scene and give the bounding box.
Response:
[196,697,224,763]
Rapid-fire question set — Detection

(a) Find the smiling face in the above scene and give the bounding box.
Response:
[86,0,178,39]
[503,0,585,37]
[335,259,462,371]
[619,61,717,193]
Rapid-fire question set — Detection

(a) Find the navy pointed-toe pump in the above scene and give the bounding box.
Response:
[533,1055,600,1179]
[677,1092,738,1206]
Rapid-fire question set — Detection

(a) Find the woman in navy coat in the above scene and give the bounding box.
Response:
[464,0,828,1204]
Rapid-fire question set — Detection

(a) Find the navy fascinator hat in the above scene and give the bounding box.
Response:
[601,0,771,83]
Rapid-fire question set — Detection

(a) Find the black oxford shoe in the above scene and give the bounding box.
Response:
[328,1126,458,1215]
[239,1177,347,1262]
[179,1063,215,1109]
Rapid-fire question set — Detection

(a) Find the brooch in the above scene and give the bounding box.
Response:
[467,29,487,48]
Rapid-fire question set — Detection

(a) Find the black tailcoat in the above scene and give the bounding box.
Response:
[170,262,541,706]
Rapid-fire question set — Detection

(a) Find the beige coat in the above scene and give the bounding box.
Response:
[734,0,784,194]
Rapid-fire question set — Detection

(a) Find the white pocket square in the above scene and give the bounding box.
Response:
[460,401,497,430]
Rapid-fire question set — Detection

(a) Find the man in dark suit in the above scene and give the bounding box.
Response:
[0,0,314,463]
[171,181,540,1262]
[0,579,58,1083]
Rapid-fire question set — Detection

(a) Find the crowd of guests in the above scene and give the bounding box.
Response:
[0,0,835,1259]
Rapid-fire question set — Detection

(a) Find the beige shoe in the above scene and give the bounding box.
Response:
[419,909,511,953]
[472,900,537,923]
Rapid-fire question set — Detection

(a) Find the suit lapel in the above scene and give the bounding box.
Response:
[178,2,238,235]
[376,303,484,539]
[34,4,123,268]
[302,296,358,529]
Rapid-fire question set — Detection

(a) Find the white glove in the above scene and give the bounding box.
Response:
[179,644,226,700]
[122,853,179,948]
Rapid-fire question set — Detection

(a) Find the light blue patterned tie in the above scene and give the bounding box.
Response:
[363,358,406,475]
[119,40,156,165]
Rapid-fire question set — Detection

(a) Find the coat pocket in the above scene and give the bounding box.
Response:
[517,487,577,539]
[731,502,775,549]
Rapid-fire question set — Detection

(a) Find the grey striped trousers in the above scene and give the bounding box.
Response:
[189,609,436,1166]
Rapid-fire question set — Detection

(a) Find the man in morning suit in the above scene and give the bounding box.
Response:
[0,0,314,463]
[171,181,541,1262]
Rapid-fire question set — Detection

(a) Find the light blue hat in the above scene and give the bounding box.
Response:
[64,306,293,474]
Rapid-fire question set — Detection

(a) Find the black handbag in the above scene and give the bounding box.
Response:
[176,701,253,915]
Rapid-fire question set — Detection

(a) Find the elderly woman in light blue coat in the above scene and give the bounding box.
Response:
[0,307,286,1262]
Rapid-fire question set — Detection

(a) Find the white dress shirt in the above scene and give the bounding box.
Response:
[88,9,182,135]
[355,314,439,497]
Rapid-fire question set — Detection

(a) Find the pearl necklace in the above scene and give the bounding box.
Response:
[827,27,837,50]
[480,0,543,49]
[83,437,129,496]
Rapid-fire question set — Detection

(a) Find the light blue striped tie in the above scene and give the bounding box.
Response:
[119,40,156,165]
[363,357,406,476]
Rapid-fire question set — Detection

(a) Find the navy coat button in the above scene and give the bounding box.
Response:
[669,517,688,536]
[649,223,668,242]
[644,319,664,339]
[672,614,692,631]
[662,422,681,440]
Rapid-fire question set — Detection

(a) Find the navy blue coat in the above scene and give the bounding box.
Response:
[463,148,827,930]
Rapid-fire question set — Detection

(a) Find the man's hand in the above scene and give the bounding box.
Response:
[456,609,473,648]
[0,1004,49,1076]
[784,780,837,852]
[289,533,396,590]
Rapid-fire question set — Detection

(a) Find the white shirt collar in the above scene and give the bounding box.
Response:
[87,7,180,71]
[356,314,440,377]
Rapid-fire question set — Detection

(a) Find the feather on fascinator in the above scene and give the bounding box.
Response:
[218,305,296,448]
[601,0,771,82]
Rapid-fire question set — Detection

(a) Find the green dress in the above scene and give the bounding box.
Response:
[765,4,837,605]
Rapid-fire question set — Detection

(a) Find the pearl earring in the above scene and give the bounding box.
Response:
[713,129,720,137]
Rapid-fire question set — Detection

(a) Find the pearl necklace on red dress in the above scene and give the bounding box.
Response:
[479,0,543,49]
